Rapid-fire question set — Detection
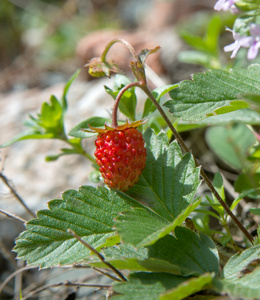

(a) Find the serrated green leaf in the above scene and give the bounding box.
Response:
[37,95,63,131]
[215,268,260,299]
[62,69,80,111]
[68,117,111,138]
[127,129,201,221]
[215,245,260,298]
[206,123,256,170]
[176,108,260,132]
[223,245,260,280]
[115,207,169,247]
[112,272,188,300]
[146,227,219,276]
[164,65,260,121]
[13,186,143,268]
[115,198,201,248]
[160,273,214,300]
[92,227,219,276]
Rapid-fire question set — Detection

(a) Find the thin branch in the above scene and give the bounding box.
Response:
[22,268,103,296]
[0,266,37,294]
[22,281,111,300]
[92,267,122,282]
[0,172,36,218]
[101,39,138,63]
[0,208,27,223]
[67,229,127,282]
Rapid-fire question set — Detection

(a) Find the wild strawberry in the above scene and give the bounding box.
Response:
[91,120,146,191]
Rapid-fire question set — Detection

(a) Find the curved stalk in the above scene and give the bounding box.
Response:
[112,82,141,127]
[101,39,138,63]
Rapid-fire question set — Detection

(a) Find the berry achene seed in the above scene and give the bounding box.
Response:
[93,121,146,191]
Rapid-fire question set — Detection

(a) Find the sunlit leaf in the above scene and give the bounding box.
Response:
[164,65,260,121]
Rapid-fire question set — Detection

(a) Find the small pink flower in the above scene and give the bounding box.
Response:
[214,0,238,12]
[224,24,260,60]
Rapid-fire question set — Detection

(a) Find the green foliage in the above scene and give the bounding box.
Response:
[214,245,260,298]
[89,227,219,276]
[0,70,97,163]
[113,272,188,300]
[14,186,141,268]
[69,116,111,138]
[164,65,260,121]
[126,130,201,220]
[3,10,260,296]
[176,108,260,132]
[179,14,222,68]
[160,273,214,300]
[206,123,256,170]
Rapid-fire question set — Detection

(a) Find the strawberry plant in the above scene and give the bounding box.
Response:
[1,1,260,299]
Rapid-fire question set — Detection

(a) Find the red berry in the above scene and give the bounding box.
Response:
[93,121,146,191]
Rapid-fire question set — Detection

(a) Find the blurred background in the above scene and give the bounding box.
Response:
[0,0,238,299]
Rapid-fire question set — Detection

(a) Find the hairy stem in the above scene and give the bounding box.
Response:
[101,39,138,63]
[112,82,140,127]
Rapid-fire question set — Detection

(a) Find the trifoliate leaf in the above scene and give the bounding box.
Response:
[127,129,201,221]
[13,186,142,268]
[146,227,219,276]
[164,65,260,121]
[115,198,201,248]
[92,227,219,276]
[176,108,260,132]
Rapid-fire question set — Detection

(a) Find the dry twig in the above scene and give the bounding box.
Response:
[67,229,127,282]
[0,172,36,218]
[0,208,27,223]
[22,281,111,300]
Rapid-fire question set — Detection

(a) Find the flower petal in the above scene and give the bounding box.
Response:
[250,24,260,37]
[214,0,224,10]
[247,41,260,60]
